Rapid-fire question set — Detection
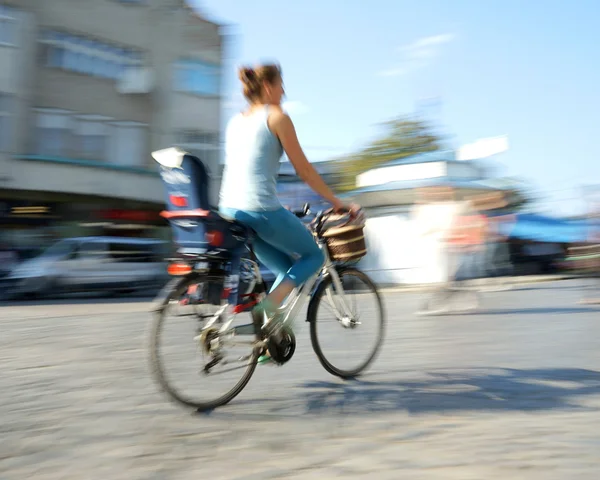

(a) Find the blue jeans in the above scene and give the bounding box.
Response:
[220,207,325,292]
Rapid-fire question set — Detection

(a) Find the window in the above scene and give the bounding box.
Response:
[175,130,220,168]
[40,30,142,81]
[42,239,77,259]
[178,131,219,147]
[33,109,148,166]
[109,242,155,263]
[0,93,12,152]
[76,242,106,260]
[35,109,73,156]
[0,5,17,46]
[108,122,147,167]
[75,116,110,160]
[174,59,220,96]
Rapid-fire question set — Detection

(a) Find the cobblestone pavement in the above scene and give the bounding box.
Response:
[1,279,600,479]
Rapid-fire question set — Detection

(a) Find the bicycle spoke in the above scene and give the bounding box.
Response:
[321,295,340,317]
[203,356,256,376]
[310,268,385,379]
[230,323,256,336]
[150,276,259,411]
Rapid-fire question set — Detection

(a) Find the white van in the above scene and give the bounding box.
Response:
[1,236,169,299]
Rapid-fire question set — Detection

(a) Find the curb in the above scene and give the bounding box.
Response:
[378,275,580,294]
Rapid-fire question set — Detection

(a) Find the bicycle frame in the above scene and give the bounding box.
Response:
[274,245,354,329]
[200,239,355,343]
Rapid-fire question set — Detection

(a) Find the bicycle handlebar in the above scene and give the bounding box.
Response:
[292,202,311,219]
[292,202,356,218]
[292,202,362,237]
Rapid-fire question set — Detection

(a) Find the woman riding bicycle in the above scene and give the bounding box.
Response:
[219,63,359,356]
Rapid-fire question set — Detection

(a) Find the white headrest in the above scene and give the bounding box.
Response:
[151,147,189,169]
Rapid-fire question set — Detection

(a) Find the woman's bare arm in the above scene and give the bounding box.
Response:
[269,107,354,212]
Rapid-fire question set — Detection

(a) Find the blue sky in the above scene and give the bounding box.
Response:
[192,0,600,216]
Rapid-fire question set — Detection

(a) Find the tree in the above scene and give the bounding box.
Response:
[331,115,445,192]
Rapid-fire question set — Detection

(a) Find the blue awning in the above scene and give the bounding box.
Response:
[497,213,597,243]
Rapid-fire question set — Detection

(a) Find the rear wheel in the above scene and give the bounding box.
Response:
[149,275,261,411]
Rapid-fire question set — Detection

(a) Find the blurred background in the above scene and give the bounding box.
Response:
[2,2,600,478]
[0,0,598,300]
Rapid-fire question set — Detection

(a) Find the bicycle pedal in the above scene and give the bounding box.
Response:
[203,353,223,373]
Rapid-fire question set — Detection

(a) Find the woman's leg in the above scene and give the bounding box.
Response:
[220,207,324,363]
[220,207,325,312]
[251,236,293,293]
[251,208,325,309]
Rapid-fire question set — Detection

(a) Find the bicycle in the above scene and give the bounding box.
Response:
[149,204,386,412]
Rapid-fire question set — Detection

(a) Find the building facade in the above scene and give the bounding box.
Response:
[0,0,224,255]
[340,151,528,285]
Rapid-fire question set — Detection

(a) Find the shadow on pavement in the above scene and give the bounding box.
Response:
[465,307,600,316]
[511,283,595,293]
[0,293,160,307]
[300,368,600,416]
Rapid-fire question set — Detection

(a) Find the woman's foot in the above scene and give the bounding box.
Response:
[251,300,285,339]
[251,302,283,365]
[258,351,273,365]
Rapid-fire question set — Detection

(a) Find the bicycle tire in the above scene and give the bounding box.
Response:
[309,267,385,379]
[149,275,260,411]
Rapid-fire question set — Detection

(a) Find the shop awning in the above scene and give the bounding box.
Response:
[497,213,597,243]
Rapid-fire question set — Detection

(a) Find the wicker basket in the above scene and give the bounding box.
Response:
[322,224,367,262]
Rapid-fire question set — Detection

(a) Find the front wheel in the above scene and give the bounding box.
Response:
[308,268,385,379]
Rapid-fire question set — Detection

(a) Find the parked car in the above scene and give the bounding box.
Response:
[0,236,169,300]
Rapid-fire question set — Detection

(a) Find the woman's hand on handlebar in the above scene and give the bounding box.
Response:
[332,199,362,217]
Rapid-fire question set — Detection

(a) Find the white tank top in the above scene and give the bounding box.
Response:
[219,106,284,211]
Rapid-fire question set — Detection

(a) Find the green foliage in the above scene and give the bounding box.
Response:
[331,116,445,192]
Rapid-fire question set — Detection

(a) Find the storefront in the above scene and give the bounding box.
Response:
[0,198,62,260]
[0,191,171,261]
[87,207,169,240]
[59,202,170,241]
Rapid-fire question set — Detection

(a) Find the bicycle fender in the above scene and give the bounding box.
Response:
[305,265,351,323]
[152,278,182,313]
[151,274,203,313]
